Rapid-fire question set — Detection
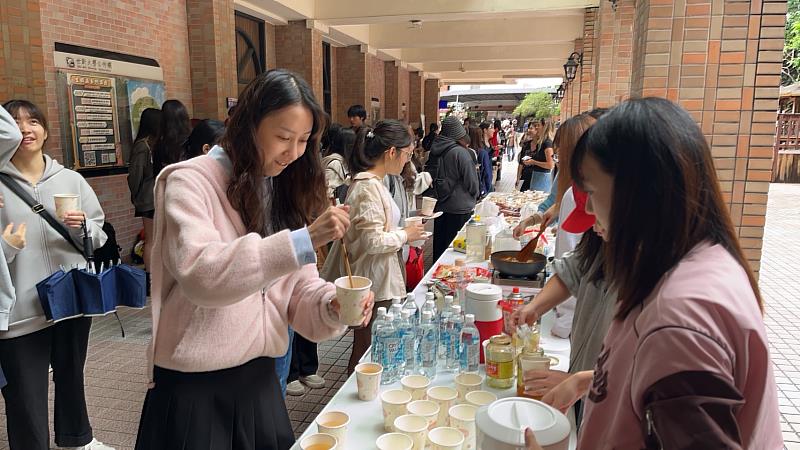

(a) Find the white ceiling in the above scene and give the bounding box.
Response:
[236,0,598,84]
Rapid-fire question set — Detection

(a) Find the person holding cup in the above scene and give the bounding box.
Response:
[321,120,427,374]
[0,100,110,450]
[134,70,374,449]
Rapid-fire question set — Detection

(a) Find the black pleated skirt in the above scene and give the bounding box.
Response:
[135,357,295,450]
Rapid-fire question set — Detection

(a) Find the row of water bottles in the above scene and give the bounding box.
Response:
[371,292,480,385]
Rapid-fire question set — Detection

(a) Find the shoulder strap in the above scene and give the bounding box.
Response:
[0,173,85,257]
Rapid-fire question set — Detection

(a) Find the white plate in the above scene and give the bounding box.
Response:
[417,211,443,220]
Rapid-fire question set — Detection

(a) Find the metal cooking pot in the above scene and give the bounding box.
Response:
[490,251,547,278]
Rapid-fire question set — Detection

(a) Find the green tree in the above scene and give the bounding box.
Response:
[513,91,559,119]
[783,0,800,85]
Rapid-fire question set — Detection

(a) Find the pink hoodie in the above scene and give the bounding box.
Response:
[148,155,346,376]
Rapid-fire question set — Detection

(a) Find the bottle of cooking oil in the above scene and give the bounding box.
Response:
[466,216,487,263]
[485,334,515,389]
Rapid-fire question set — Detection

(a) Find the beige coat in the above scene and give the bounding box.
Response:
[321,172,407,301]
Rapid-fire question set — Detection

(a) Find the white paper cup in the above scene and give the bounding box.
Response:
[401,375,431,401]
[53,194,80,220]
[381,389,412,432]
[407,399,440,430]
[315,411,349,448]
[464,390,497,408]
[428,427,464,450]
[299,432,338,450]
[427,386,458,427]
[421,197,437,216]
[454,373,483,402]
[334,276,372,326]
[394,414,429,450]
[448,404,477,450]
[376,432,414,450]
[355,362,383,401]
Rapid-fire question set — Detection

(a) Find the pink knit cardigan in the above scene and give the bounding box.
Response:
[148,155,346,378]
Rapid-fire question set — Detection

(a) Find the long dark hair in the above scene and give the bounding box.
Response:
[468,126,483,151]
[134,108,162,144]
[222,69,328,235]
[349,119,413,174]
[152,99,191,174]
[183,119,225,160]
[330,127,355,160]
[552,114,596,205]
[571,97,762,320]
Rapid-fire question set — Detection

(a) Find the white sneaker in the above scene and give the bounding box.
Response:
[58,438,116,450]
[299,374,326,389]
[286,380,307,396]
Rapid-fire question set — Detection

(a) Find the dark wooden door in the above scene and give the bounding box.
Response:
[235,12,265,94]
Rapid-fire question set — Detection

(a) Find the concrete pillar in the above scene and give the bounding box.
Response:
[409,71,425,128]
[186,0,238,119]
[275,20,324,102]
[629,0,785,274]
[424,78,441,129]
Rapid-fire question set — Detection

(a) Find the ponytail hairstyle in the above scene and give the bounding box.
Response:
[348,119,413,174]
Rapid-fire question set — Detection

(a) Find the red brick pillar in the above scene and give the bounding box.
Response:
[333,45,366,124]
[384,62,410,122]
[409,71,425,128]
[186,0,238,120]
[0,0,47,107]
[629,0,785,274]
[568,38,584,117]
[275,20,324,102]
[424,78,441,129]
[579,8,598,113]
[594,0,634,107]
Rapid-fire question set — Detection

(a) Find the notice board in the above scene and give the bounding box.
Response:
[66,73,122,168]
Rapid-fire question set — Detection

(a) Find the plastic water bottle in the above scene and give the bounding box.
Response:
[380,313,399,384]
[447,305,464,371]
[460,313,480,373]
[390,300,403,325]
[403,293,418,326]
[438,296,454,360]
[424,293,438,317]
[399,310,416,375]
[371,307,388,365]
[418,311,438,379]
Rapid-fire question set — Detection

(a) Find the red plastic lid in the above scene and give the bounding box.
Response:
[512,287,520,293]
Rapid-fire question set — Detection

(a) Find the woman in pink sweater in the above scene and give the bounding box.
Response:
[525,98,782,449]
[135,70,373,450]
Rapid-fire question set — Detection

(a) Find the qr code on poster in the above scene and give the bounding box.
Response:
[83,151,96,167]
[101,153,109,164]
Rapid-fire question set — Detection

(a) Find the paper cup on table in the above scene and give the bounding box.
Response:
[427,386,458,427]
[421,197,437,216]
[376,432,414,450]
[299,432,338,450]
[464,390,497,408]
[401,375,431,401]
[448,404,477,450]
[354,362,383,401]
[334,276,372,326]
[381,389,412,432]
[394,414,428,450]
[428,427,464,450]
[407,399,440,430]
[454,373,483,402]
[53,194,80,220]
[315,411,349,448]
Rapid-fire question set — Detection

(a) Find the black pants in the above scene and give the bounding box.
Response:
[0,317,93,450]
[433,212,472,262]
[288,333,318,382]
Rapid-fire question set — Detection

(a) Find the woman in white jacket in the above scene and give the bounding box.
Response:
[325,120,427,373]
[0,100,111,450]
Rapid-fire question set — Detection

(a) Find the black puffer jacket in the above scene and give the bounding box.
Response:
[425,135,479,214]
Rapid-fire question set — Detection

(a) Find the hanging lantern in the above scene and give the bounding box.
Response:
[564,52,583,82]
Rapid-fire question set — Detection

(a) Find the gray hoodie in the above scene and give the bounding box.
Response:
[0,107,22,325]
[0,152,106,337]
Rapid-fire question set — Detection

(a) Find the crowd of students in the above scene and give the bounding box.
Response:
[0,67,784,449]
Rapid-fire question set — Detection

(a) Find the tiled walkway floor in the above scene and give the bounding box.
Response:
[0,177,797,449]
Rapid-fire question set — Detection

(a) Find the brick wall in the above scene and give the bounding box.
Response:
[384,62,409,122]
[366,53,385,123]
[333,46,366,125]
[265,22,277,70]
[275,21,324,101]
[398,66,409,123]
[629,0,785,274]
[424,78,440,128]
[0,0,47,107]
[579,8,598,113]
[409,71,424,128]
[594,0,633,107]
[569,38,584,116]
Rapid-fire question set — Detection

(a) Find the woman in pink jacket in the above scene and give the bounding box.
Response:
[135,70,373,450]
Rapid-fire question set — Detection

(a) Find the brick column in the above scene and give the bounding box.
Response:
[594,0,634,107]
[333,45,366,124]
[629,0,785,274]
[275,20,324,102]
[409,71,425,128]
[424,78,441,129]
[385,62,410,122]
[579,8,598,113]
[0,0,47,107]
[186,0,238,119]
[568,38,584,117]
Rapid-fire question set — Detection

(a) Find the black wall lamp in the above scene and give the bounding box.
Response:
[564,52,583,82]
[556,83,566,100]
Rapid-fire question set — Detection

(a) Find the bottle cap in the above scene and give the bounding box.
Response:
[465,313,475,322]
[512,287,520,293]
